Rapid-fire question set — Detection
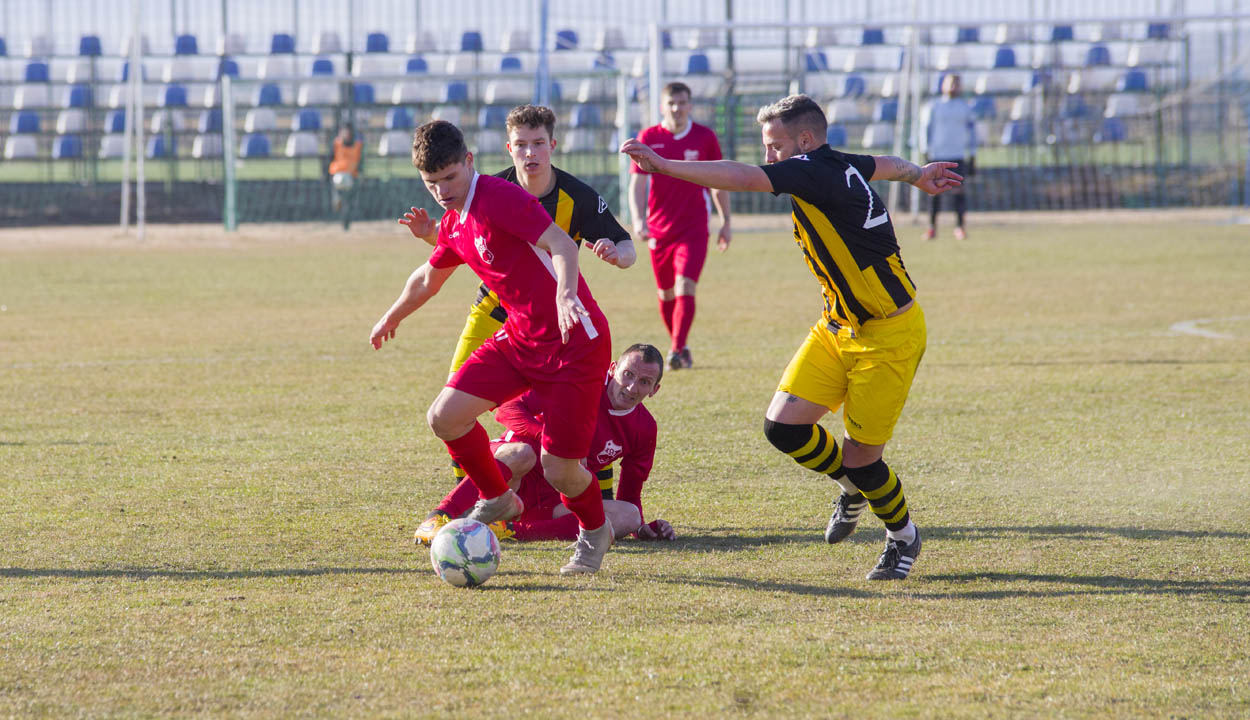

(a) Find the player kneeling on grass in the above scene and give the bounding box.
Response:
[416,344,675,544]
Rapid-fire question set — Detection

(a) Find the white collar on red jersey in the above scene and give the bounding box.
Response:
[457,171,481,225]
[670,121,693,141]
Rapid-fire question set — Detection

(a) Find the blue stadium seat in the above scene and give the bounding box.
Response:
[1051,25,1074,42]
[1146,22,1170,40]
[106,110,126,133]
[296,108,322,130]
[311,57,334,75]
[79,35,102,56]
[992,46,1016,68]
[174,34,198,55]
[825,123,847,147]
[555,29,578,50]
[1098,117,1127,142]
[841,74,866,98]
[256,83,282,106]
[353,83,375,104]
[386,107,413,129]
[660,30,672,49]
[460,31,483,52]
[592,52,615,70]
[1060,94,1090,119]
[500,55,522,72]
[67,84,92,108]
[24,61,50,83]
[972,96,997,119]
[1085,44,1112,67]
[443,81,469,103]
[406,56,428,73]
[0,37,7,56]
[1024,70,1047,90]
[162,84,188,107]
[549,80,563,103]
[146,135,174,158]
[479,104,508,129]
[218,58,239,78]
[241,133,270,157]
[53,134,83,159]
[1001,119,1032,145]
[12,111,40,134]
[686,53,710,74]
[120,61,146,82]
[198,109,222,133]
[570,104,601,128]
[805,51,828,73]
[366,32,389,53]
[271,33,295,54]
[873,98,898,123]
[1119,70,1148,92]
[861,28,885,45]
[956,26,980,44]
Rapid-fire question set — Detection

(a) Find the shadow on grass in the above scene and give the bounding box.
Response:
[924,525,1250,541]
[0,566,419,580]
[918,572,1250,601]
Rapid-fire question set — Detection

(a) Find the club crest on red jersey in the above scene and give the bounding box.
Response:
[596,439,623,465]
[474,235,494,264]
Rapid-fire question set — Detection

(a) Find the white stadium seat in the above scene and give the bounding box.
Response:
[560,128,600,153]
[861,122,894,149]
[1067,68,1120,94]
[974,70,1030,94]
[474,129,506,154]
[352,54,397,77]
[378,130,411,156]
[593,28,626,52]
[244,108,278,132]
[1127,42,1171,67]
[13,84,51,108]
[1104,93,1144,117]
[1009,94,1038,120]
[405,31,439,53]
[500,29,531,52]
[484,77,532,104]
[391,81,433,105]
[298,81,341,106]
[57,109,87,133]
[217,33,247,55]
[312,31,342,54]
[431,106,461,126]
[284,131,321,157]
[149,110,185,133]
[258,56,296,80]
[192,134,223,158]
[825,98,865,123]
[4,136,39,159]
[99,134,126,158]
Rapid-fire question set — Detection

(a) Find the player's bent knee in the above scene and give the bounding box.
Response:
[539,451,590,494]
[494,442,537,477]
[657,288,675,302]
[674,276,697,296]
[764,419,813,454]
[605,502,642,538]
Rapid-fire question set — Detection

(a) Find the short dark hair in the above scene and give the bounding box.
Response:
[622,343,665,384]
[756,94,828,141]
[411,120,468,173]
[662,81,692,100]
[506,104,557,139]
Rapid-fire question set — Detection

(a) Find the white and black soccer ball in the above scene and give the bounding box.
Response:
[429,518,500,588]
[332,172,354,191]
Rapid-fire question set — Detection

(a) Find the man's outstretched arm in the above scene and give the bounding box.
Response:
[871,156,963,196]
[621,138,774,193]
[369,262,456,349]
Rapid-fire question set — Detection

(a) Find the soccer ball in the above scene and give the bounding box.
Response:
[332,172,354,191]
[429,518,501,587]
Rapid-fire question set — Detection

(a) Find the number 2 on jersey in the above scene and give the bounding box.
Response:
[844,165,890,229]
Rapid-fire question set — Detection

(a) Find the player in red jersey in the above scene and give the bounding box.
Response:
[369,120,615,575]
[629,81,732,370]
[415,344,675,544]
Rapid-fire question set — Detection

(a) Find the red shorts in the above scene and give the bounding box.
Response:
[448,331,610,459]
[648,233,709,289]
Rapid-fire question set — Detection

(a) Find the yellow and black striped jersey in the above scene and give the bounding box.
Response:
[760,145,917,333]
[471,166,631,319]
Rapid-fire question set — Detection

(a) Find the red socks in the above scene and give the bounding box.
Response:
[672,295,695,351]
[442,423,508,499]
[659,297,676,337]
[560,481,607,530]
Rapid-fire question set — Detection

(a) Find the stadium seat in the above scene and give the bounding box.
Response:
[686,53,710,74]
[460,31,484,52]
[353,83,376,104]
[406,30,439,53]
[825,99,864,123]
[11,111,39,134]
[839,75,866,99]
[240,133,270,158]
[175,34,199,55]
[501,29,532,52]
[366,32,390,53]
[254,83,282,106]
[214,33,244,54]
[1085,44,1112,67]
[556,29,579,50]
[1118,70,1148,92]
[500,55,523,72]
[442,81,469,103]
[285,132,320,157]
[4,136,38,159]
[1096,117,1127,142]
[825,123,848,147]
[161,58,194,82]
[804,51,828,73]
[1008,94,1037,120]
[149,110,185,134]
[1127,42,1170,67]
[1146,22,1170,40]
[1104,93,1143,117]
[24,61,50,83]
[146,135,173,158]
[406,56,429,73]
[244,108,277,132]
[298,81,341,106]
[935,46,968,71]
[991,46,1017,69]
[378,130,411,156]
[592,52,615,70]
[197,108,222,133]
[561,128,598,153]
[843,48,877,72]
[475,129,506,153]
[57,109,87,133]
[122,34,150,56]
[1067,68,1119,93]
[295,108,322,131]
[444,53,481,74]
[593,27,626,52]
[570,104,601,128]
[0,37,7,56]
[386,107,413,129]
[258,55,296,79]
[311,57,334,76]
[390,82,424,105]
[805,27,838,48]
[479,104,509,129]
[79,35,102,57]
[65,84,92,108]
[972,95,998,119]
[861,28,885,45]
[98,134,125,158]
[312,31,341,54]
[25,35,53,57]
[162,84,188,107]
[106,109,126,133]
[956,26,980,44]
[1093,22,1123,41]
[119,61,147,82]
[1059,94,1090,119]
[873,98,898,123]
[1051,25,1074,42]
[218,58,240,79]
[271,33,296,54]
[861,122,893,149]
[575,77,609,103]
[192,134,223,158]
[974,69,1029,94]
[53,134,83,159]
[431,105,461,125]
[1000,119,1032,145]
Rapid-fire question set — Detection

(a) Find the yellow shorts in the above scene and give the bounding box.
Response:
[447,292,506,377]
[776,302,927,446]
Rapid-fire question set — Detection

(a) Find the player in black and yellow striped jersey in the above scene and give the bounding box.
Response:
[621,94,962,581]
[436,105,634,485]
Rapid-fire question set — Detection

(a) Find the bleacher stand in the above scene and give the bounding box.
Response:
[53,134,83,159]
[240,133,270,158]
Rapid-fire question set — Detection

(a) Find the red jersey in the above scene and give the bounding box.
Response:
[495,383,658,522]
[630,121,723,241]
[428,173,608,358]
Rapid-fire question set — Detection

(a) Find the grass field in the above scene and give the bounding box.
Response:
[2,210,1249,718]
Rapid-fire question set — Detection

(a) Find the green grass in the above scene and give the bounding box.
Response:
[2,214,1249,718]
